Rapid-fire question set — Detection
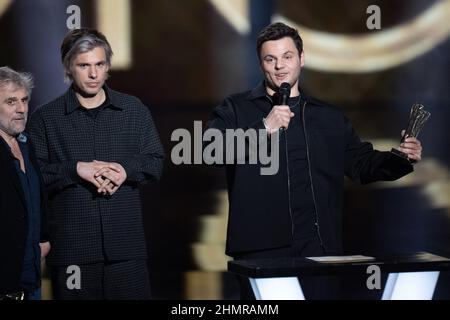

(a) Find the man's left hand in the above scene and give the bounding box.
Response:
[40,241,51,259]
[398,130,422,163]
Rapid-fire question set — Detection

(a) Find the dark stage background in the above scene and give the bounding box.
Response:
[1,0,449,299]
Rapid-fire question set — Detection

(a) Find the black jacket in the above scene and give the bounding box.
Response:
[206,82,413,256]
[0,136,49,294]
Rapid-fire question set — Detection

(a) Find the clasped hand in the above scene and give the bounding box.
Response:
[77,160,127,195]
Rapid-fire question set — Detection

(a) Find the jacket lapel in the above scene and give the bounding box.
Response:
[0,139,27,209]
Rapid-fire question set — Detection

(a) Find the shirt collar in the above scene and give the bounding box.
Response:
[246,81,268,100]
[0,133,27,152]
[17,132,28,144]
[65,84,123,114]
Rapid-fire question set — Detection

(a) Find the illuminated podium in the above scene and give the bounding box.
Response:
[228,252,450,300]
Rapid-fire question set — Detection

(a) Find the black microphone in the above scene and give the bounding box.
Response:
[278,82,291,105]
[276,82,291,132]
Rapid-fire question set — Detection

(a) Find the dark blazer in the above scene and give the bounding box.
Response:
[0,136,49,294]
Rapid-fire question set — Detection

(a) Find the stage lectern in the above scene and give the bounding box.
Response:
[228,252,450,300]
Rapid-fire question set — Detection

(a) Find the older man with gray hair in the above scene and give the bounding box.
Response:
[0,66,50,300]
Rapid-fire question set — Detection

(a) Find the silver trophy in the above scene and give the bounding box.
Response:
[391,103,430,160]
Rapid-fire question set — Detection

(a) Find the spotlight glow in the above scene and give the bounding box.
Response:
[209,0,450,73]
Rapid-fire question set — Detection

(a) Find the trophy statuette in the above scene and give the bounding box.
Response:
[391,103,430,161]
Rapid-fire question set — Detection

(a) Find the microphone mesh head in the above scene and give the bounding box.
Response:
[280,82,291,90]
[279,82,291,104]
[280,82,291,93]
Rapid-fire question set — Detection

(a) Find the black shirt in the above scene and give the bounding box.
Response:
[285,96,317,240]
[81,90,111,119]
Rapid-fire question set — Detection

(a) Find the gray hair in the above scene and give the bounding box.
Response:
[0,66,34,96]
[61,29,113,83]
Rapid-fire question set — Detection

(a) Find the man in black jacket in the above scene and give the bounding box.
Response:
[206,23,422,298]
[0,66,50,300]
[27,29,164,300]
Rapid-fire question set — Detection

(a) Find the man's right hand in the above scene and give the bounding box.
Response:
[264,105,295,134]
[77,161,110,189]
